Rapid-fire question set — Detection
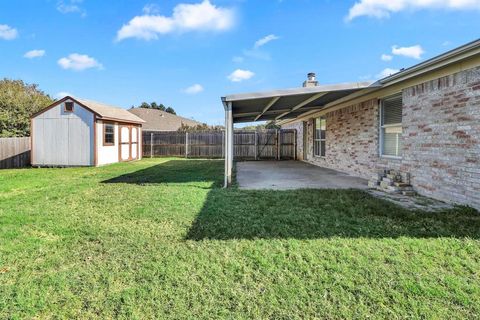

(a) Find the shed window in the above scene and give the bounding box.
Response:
[380,94,403,157]
[104,123,115,146]
[64,101,74,112]
[314,117,326,157]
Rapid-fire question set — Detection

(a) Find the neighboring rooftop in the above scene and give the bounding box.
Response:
[129,108,202,131]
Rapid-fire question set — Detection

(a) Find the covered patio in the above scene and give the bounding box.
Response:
[221,81,374,187]
[237,161,368,190]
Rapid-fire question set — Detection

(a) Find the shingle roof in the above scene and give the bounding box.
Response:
[73,97,145,124]
[128,108,202,131]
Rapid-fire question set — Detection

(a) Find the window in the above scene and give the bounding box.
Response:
[103,123,115,146]
[314,117,326,157]
[64,101,74,112]
[380,94,403,157]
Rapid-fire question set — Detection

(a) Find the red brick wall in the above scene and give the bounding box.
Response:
[401,66,480,207]
[301,66,480,209]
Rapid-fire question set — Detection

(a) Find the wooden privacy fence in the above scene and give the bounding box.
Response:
[143,130,297,160]
[0,137,31,169]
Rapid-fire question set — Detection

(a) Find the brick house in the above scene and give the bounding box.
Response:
[222,39,480,209]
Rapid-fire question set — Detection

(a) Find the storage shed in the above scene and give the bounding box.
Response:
[31,96,145,167]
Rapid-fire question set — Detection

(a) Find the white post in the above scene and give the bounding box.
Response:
[224,101,233,187]
[185,132,189,158]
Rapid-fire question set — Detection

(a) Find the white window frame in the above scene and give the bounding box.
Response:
[314,117,326,157]
[379,93,403,159]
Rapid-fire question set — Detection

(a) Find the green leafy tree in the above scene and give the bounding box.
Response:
[165,107,176,115]
[137,102,172,113]
[241,121,280,130]
[177,123,224,132]
[0,79,53,137]
[265,121,281,129]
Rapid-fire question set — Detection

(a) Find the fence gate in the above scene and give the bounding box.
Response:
[143,129,296,160]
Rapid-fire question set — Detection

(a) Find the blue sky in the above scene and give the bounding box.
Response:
[1,0,479,125]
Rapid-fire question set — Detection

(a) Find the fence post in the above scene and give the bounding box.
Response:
[293,130,297,160]
[276,130,280,160]
[150,132,153,158]
[254,131,258,161]
[185,132,189,158]
[222,131,225,159]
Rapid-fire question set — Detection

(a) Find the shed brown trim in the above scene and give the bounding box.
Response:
[98,116,144,125]
[117,124,122,162]
[30,96,101,119]
[31,97,144,126]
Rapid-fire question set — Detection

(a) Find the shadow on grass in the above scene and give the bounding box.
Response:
[186,188,480,240]
[102,160,223,187]
[102,159,480,240]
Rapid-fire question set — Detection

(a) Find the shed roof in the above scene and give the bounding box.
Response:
[129,108,202,131]
[72,97,145,123]
[32,96,145,124]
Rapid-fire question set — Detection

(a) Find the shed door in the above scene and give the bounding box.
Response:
[119,125,138,161]
[120,126,131,161]
[131,127,138,160]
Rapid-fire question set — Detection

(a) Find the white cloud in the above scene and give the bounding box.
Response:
[376,68,400,79]
[116,0,235,41]
[57,0,86,17]
[58,53,103,71]
[381,53,393,61]
[24,49,45,59]
[228,69,255,82]
[254,34,279,48]
[0,24,18,40]
[184,84,204,94]
[347,0,480,21]
[55,91,73,99]
[392,44,424,59]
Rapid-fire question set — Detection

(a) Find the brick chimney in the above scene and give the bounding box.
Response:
[303,72,318,87]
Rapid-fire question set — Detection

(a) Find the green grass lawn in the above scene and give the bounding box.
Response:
[1,158,480,319]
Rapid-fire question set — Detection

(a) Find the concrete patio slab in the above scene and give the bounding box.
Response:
[236,161,368,190]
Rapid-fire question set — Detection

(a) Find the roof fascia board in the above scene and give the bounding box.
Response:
[223,82,373,102]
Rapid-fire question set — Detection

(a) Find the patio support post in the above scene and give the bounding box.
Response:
[224,101,234,187]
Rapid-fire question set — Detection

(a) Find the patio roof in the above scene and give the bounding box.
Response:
[221,81,376,123]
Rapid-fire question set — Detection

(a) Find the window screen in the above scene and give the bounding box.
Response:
[104,123,115,145]
[381,94,403,157]
[314,117,326,157]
